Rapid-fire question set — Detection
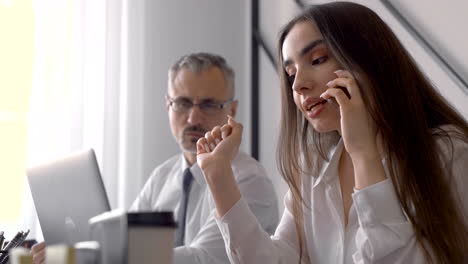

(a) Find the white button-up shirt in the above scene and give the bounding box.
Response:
[216,133,468,263]
[131,151,279,264]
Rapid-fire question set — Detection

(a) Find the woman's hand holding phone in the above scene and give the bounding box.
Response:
[320,70,379,162]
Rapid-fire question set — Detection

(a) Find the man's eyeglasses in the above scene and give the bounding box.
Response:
[167,96,233,115]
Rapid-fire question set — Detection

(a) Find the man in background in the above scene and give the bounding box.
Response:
[130,52,278,263]
[130,52,279,263]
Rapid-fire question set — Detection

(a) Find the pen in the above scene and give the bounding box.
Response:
[0,231,4,261]
[0,231,4,250]
[16,230,30,248]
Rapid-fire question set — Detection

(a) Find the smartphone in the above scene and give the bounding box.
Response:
[338,85,351,99]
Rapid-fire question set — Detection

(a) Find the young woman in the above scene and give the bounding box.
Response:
[196,2,468,263]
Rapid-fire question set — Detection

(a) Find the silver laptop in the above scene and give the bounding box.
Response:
[27,149,111,245]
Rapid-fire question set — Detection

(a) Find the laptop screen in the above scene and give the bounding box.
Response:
[27,149,110,245]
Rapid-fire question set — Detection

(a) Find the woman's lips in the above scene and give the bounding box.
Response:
[306,100,327,118]
[303,97,327,111]
[306,99,327,111]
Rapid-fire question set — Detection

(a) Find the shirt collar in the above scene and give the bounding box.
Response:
[180,155,206,186]
[312,138,344,188]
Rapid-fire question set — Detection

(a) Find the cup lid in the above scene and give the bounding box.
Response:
[127,212,177,228]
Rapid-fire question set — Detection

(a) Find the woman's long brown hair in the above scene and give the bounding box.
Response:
[276,2,468,263]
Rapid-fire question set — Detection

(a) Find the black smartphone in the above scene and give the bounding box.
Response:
[337,85,351,99]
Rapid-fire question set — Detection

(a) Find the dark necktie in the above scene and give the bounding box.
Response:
[175,168,194,247]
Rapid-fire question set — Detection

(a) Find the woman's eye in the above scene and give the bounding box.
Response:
[312,56,328,65]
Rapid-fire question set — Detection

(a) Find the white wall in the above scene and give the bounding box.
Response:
[362,0,468,118]
[125,0,251,207]
[389,0,468,84]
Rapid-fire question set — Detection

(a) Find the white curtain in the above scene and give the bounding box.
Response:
[20,0,145,240]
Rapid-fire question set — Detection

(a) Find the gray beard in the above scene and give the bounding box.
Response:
[179,137,198,154]
[181,145,197,154]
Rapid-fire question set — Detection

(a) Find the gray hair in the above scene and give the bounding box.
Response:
[168,52,235,97]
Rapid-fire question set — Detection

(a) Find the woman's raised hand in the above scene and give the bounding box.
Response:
[196,116,243,171]
[196,116,243,216]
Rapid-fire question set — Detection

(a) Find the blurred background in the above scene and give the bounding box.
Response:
[1,0,467,240]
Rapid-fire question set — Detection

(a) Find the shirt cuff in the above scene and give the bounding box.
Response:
[216,198,257,246]
[352,179,407,226]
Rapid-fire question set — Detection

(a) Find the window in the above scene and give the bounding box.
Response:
[0,0,34,237]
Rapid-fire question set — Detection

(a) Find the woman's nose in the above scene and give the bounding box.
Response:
[291,70,310,94]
